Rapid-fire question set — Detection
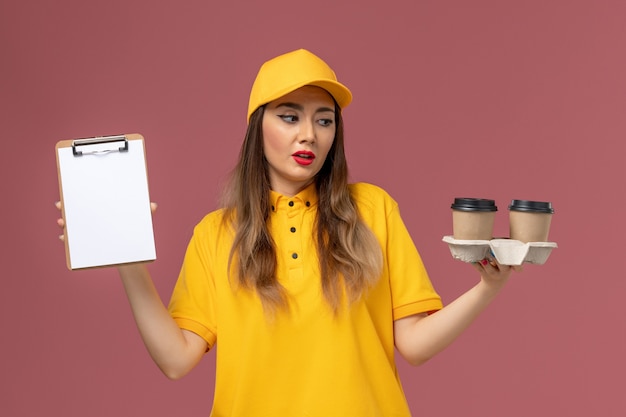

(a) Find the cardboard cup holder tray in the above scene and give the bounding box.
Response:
[442,236,557,265]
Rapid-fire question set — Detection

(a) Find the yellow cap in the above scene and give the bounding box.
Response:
[247,49,352,122]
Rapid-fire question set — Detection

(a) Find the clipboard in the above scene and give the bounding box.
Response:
[56,133,156,270]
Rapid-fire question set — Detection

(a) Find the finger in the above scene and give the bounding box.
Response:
[512,265,524,272]
[479,257,498,269]
[55,201,62,210]
[472,258,490,271]
[477,257,504,273]
[471,261,485,273]
[58,234,65,242]
[487,250,499,267]
[150,202,158,213]
[57,218,65,228]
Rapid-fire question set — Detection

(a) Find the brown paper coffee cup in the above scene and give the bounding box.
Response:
[508,200,554,242]
[451,198,497,240]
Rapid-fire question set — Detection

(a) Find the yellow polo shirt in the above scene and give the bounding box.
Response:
[168,182,442,416]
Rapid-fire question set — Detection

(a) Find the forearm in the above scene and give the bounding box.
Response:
[395,278,504,366]
[117,264,205,379]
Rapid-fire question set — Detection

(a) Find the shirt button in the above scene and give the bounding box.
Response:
[290,227,296,233]
[288,201,294,207]
[305,201,310,207]
[292,253,298,259]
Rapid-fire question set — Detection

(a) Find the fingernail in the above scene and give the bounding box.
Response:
[480,259,488,266]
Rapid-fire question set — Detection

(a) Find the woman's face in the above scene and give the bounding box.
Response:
[262,86,336,196]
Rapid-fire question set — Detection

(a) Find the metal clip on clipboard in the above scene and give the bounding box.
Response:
[72,135,129,156]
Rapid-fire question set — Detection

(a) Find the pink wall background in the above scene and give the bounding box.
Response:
[2,0,625,415]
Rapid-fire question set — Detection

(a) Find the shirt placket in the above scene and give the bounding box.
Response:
[285,198,303,274]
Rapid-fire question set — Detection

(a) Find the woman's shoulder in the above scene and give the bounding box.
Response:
[193,207,231,235]
[348,182,394,199]
[348,182,398,211]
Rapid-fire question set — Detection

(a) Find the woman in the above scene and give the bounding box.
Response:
[57,49,514,416]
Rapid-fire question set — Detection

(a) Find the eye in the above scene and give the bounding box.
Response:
[278,114,298,123]
[318,118,334,127]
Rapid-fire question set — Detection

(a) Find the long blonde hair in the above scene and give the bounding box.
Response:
[222,104,382,313]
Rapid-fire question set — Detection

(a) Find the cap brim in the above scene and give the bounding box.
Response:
[250,79,352,121]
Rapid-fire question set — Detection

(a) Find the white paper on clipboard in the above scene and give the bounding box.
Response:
[56,133,156,270]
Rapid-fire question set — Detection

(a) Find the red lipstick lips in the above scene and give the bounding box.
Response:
[292,150,315,166]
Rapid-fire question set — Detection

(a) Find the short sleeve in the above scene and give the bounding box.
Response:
[385,203,443,320]
[167,219,219,348]
[350,183,443,320]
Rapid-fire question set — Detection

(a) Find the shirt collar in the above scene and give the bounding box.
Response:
[269,182,318,213]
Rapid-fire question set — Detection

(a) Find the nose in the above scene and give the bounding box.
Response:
[297,119,316,143]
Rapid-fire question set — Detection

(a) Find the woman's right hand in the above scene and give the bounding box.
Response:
[55,201,65,241]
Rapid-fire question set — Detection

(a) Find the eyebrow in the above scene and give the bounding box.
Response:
[274,102,335,114]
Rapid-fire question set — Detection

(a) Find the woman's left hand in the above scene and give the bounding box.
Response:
[471,254,521,290]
